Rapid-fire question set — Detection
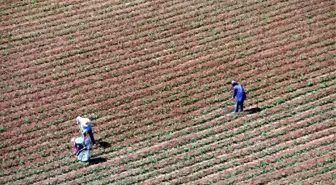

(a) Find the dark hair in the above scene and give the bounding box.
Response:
[231,80,238,87]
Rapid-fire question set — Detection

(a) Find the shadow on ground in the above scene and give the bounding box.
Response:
[86,141,110,165]
[89,157,107,165]
[245,107,263,114]
[98,141,111,148]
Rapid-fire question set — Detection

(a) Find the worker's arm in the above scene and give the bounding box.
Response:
[75,147,87,156]
[232,87,237,99]
[78,124,82,133]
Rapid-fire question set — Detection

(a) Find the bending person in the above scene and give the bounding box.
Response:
[76,116,95,144]
[71,132,92,162]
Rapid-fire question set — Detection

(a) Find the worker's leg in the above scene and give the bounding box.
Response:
[87,129,95,144]
[240,101,244,112]
[234,101,239,112]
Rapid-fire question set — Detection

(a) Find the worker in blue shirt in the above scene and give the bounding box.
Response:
[232,80,246,112]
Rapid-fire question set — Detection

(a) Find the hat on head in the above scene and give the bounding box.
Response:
[232,80,238,86]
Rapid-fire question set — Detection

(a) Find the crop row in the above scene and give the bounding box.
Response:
[2,46,334,150]
[1,0,213,58]
[0,0,302,91]
[1,62,334,183]
[0,0,294,91]
[38,106,334,184]
[1,0,278,48]
[2,0,322,87]
[6,38,334,139]
[162,140,335,185]
[109,102,334,184]
[0,82,334,182]
[2,17,332,123]
[2,2,334,92]
[103,111,335,184]
[2,0,335,183]
[1,0,150,35]
[19,107,332,184]
[1,52,334,165]
[276,159,336,184]
[2,81,334,184]
[1,49,334,169]
[1,13,334,137]
[1,7,334,123]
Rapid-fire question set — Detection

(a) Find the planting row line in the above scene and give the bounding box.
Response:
[2,43,334,145]
[9,101,334,184]
[215,148,335,185]
[3,0,317,84]
[2,3,330,110]
[0,77,334,181]
[92,87,336,173]
[1,0,153,35]
[1,0,334,184]
[234,136,336,184]
[155,118,335,184]
[3,8,330,95]
[1,52,334,163]
[1,3,330,111]
[1,14,332,127]
[145,138,335,184]
[287,164,335,185]
[1,0,84,22]
[5,87,334,184]
[47,111,334,185]
[206,119,336,184]
[1,0,207,57]
[2,20,334,173]
[29,119,336,184]
[275,157,336,184]
[2,0,270,49]
[21,102,334,184]
[101,68,335,151]
[101,110,335,184]
[105,102,336,184]
[0,55,330,161]
[10,49,336,142]
[1,0,312,85]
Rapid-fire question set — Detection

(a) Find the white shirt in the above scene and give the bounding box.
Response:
[76,116,92,133]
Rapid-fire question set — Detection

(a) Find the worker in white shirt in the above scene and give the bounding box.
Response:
[76,116,96,145]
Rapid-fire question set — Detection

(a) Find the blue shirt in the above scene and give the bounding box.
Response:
[233,83,246,102]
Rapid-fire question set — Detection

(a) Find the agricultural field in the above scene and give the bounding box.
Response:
[1,0,335,184]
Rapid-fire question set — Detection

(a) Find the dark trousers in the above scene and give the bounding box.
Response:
[234,101,244,112]
[87,129,95,144]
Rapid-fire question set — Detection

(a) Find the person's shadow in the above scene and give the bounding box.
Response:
[98,141,110,149]
[245,107,262,114]
[88,141,110,165]
[89,157,107,165]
